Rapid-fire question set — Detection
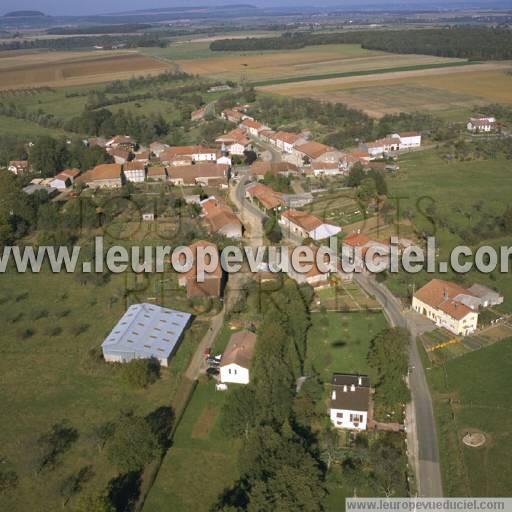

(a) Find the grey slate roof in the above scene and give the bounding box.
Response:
[330,373,370,412]
[101,303,191,361]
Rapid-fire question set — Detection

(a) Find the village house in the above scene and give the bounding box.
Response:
[467,115,496,132]
[293,141,335,165]
[108,147,132,165]
[362,136,401,158]
[394,131,422,148]
[215,128,251,156]
[178,240,223,298]
[159,145,217,164]
[167,163,229,188]
[220,330,257,385]
[76,163,122,189]
[412,279,480,336]
[345,150,372,166]
[259,129,275,144]
[279,209,341,241]
[101,303,192,367]
[191,106,206,122]
[50,168,81,190]
[330,374,370,430]
[273,131,306,154]
[133,149,151,163]
[312,161,345,177]
[200,197,243,239]
[245,182,286,214]
[287,244,338,288]
[8,160,29,175]
[221,108,248,124]
[123,161,146,183]
[249,161,299,180]
[342,232,392,271]
[105,135,136,151]
[149,141,170,158]
[146,166,167,181]
[240,118,267,138]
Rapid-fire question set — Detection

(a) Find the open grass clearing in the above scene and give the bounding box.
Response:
[142,381,240,512]
[306,310,388,383]
[424,339,512,496]
[0,266,206,512]
[312,281,381,312]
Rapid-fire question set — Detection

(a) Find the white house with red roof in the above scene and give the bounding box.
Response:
[412,279,480,335]
[279,209,341,241]
[467,115,496,133]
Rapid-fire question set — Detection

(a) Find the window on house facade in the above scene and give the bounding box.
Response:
[336,412,343,418]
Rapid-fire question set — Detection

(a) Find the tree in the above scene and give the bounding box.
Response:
[120,358,160,388]
[59,465,94,506]
[0,468,18,494]
[29,136,69,177]
[220,386,258,438]
[106,414,160,472]
[357,177,378,207]
[74,493,115,512]
[501,205,512,233]
[346,163,365,187]
[36,420,79,473]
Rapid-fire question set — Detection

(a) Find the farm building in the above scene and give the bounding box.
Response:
[50,168,81,190]
[394,131,422,148]
[467,115,496,132]
[220,330,257,385]
[279,209,341,241]
[147,166,167,181]
[240,118,267,137]
[101,303,192,367]
[215,128,251,155]
[159,145,217,164]
[167,164,230,188]
[330,373,370,431]
[200,197,243,239]
[8,160,29,175]
[123,161,146,183]
[412,279,480,336]
[77,164,122,189]
[106,135,136,151]
[178,240,223,298]
[245,182,286,214]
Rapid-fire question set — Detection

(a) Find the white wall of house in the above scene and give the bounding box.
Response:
[330,407,368,430]
[220,363,250,384]
[398,134,421,148]
[411,296,478,335]
[124,169,145,183]
[193,152,217,161]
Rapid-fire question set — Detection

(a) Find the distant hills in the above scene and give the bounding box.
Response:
[4,10,47,18]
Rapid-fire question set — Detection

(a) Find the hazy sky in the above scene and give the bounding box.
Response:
[0,0,503,16]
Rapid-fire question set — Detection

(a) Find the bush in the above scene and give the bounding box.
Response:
[120,358,160,389]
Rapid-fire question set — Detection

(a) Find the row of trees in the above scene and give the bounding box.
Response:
[215,280,326,511]
[211,27,512,60]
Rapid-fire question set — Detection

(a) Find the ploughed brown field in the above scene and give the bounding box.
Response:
[0,51,171,89]
[258,62,512,118]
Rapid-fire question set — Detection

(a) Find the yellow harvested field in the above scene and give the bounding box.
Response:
[259,63,512,117]
[175,44,462,82]
[0,51,171,90]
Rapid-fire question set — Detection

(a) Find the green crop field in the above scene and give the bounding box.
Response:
[424,339,512,496]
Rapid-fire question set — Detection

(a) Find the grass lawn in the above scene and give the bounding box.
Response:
[143,380,240,512]
[0,267,205,512]
[384,149,512,311]
[306,310,388,382]
[424,338,512,496]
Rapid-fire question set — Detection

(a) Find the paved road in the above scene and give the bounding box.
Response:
[355,273,443,497]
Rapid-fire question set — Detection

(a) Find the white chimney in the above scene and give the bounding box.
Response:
[332,390,336,400]
[350,384,356,392]
[343,385,347,392]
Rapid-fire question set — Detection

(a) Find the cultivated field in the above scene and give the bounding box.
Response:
[425,339,512,496]
[260,64,512,118]
[147,42,464,84]
[0,50,171,90]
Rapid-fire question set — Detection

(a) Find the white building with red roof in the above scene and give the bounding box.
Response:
[279,209,341,241]
[412,279,480,335]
